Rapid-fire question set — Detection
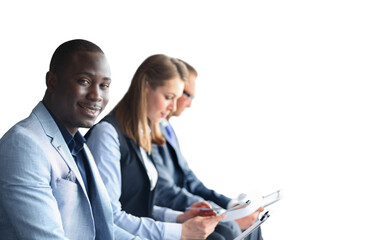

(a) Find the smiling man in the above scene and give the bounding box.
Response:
[0,39,140,240]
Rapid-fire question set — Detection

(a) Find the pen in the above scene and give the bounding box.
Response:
[187,199,252,213]
[185,207,221,211]
[218,199,252,215]
[228,200,251,211]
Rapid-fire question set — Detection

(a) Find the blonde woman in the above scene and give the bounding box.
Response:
[86,54,226,240]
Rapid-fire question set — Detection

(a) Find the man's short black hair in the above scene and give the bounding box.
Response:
[49,39,104,74]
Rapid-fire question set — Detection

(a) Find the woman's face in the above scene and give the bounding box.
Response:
[146,77,184,123]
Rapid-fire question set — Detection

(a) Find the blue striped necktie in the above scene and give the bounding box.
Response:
[164,124,176,147]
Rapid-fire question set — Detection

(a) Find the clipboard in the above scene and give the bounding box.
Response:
[233,211,271,240]
[262,190,282,207]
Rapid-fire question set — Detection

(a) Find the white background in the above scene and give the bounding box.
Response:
[1,1,382,239]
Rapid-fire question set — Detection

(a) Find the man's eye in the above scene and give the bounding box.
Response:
[78,79,90,85]
[165,95,173,100]
[100,83,110,89]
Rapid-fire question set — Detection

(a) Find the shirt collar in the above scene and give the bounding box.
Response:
[43,103,86,155]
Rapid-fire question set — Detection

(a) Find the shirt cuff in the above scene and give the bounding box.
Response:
[163,222,182,240]
[164,208,183,223]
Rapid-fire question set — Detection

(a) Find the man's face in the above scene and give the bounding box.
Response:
[48,51,111,135]
[172,73,196,116]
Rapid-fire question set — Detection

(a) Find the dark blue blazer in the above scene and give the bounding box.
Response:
[152,120,231,211]
[86,114,155,218]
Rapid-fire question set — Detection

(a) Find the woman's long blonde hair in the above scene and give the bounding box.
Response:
[113,54,188,153]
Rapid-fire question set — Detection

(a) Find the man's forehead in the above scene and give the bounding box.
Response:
[70,51,104,61]
[69,52,109,69]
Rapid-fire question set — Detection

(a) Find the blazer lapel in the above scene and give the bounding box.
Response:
[160,120,189,173]
[128,137,147,168]
[33,102,89,199]
[126,137,154,185]
[83,145,110,205]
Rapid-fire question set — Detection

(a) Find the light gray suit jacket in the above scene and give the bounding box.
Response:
[0,102,141,240]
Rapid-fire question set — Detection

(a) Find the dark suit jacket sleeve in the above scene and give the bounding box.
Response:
[153,145,205,211]
[152,143,231,211]
[178,154,232,209]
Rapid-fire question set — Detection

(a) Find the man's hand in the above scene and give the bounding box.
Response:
[177,201,216,223]
[181,214,226,239]
[235,206,264,230]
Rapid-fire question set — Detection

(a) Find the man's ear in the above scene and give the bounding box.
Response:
[46,71,58,92]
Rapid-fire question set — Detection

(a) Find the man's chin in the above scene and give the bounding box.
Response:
[79,119,98,129]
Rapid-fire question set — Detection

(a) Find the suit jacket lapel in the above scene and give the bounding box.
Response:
[83,145,110,205]
[127,137,147,167]
[160,121,190,173]
[126,137,155,186]
[82,145,114,238]
[33,102,89,199]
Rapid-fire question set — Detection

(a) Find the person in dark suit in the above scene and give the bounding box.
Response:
[0,39,140,240]
[86,54,229,240]
[151,61,264,240]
